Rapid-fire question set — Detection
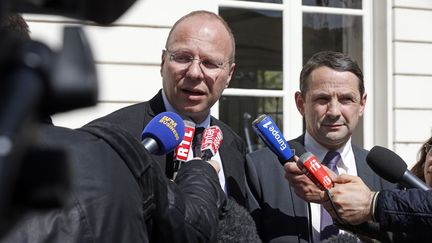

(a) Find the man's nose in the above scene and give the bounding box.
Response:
[186,59,205,79]
[326,99,341,117]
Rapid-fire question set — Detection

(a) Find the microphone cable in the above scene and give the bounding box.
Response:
[324,188,375,239]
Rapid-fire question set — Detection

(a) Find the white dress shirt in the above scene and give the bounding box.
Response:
[161,90,227,193]
[303,131,358,243]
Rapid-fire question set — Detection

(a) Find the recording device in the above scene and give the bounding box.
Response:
[366,146,431,191]
[252,114,294,162]
[297,152,333,190]
[173,120,195,179]
[0,0,136,237]
[141,112,185,155]
[10,0,137,25]
[200,125,223,161]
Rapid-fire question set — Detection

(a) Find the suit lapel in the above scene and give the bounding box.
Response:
[353,146,380,190]
[211,118,246,205]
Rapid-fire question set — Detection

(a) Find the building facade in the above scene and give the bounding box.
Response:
[25,0,432,168]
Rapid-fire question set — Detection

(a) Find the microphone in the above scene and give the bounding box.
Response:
[141,111,185,155]
[297,152,333,190]
[251,114,332,190]
[366,146,431,191]
[252,114,294,162]
[172,120,195,178]
[200,126,223,161]
[287,140,334,191]
[174,120,196,162]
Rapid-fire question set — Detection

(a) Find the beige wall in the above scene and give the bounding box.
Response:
[22,0,432,168]
[24,0,216,128]
[392,0,432,167]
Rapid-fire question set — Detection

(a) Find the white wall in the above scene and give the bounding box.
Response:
[24,0,432,169]
[392,0,432,167]
[25,0,216,128]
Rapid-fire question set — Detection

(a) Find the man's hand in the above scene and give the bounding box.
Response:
[324,174,375,225]
[207,159,221,173]
[283,157,333,203]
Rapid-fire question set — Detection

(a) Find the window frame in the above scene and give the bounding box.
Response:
[217,0,374,148]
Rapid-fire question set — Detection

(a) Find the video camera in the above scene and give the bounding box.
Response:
[0,0,136,236]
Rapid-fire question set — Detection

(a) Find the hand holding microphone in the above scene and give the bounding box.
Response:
[252,114,335,201]
[174,124,223,177]
[323,174,375,225]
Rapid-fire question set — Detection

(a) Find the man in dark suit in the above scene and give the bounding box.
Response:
[87,10,248,206]
[246,51,395,242]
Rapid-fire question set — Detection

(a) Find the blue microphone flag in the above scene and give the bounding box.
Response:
[252,114,294,161]
[141,111,185,155]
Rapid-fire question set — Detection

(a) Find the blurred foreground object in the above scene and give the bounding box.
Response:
[0,0,136,237]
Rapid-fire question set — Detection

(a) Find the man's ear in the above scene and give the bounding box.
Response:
[225,62,236,88]
[160,50,166,76]
[359,93,367,117]
[295,91,305,116]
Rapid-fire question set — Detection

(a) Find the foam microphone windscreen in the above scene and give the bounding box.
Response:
[366,146,407,183]
[141,111,185,155]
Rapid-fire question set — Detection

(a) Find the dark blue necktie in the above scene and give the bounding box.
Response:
[320,151,341,240]
[192,127,204,158]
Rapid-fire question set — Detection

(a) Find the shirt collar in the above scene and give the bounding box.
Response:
[304,131,353,171]
[161,89,211,128]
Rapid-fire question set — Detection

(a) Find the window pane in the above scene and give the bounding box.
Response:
[303,12,364,146]
[220,8,283,90]
[303,0,361,9]
[219,96,283,151]
[303,13,363,68]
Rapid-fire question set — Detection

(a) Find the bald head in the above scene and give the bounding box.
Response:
[165,10,235,63]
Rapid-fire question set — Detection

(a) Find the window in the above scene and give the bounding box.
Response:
[219,0,368,151]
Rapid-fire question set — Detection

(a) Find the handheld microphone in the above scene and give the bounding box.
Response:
[252,114,294,162]
[251,114,332,189]
[366,146,431,191]
[297,152,333,190]
[200,126,223,161]
[172,120,195,178]
[141,112,185,155]
[174,120,196,162]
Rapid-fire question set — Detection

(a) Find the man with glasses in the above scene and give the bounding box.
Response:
[87,10,248,207]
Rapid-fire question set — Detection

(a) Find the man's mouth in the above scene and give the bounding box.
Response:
[181,88,205,101]
[182,88,204,95]
[323,123,343,128]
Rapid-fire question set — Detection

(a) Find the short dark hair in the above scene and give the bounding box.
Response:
[299,51,364,98]
[0,13,30,39]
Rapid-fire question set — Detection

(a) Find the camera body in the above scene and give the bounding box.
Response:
[0,0,136,236]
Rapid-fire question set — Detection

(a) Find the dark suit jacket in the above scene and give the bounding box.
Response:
[246,135,395,243]
[87,90,248,206]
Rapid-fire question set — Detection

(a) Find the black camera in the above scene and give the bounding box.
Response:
[0,0,136,236]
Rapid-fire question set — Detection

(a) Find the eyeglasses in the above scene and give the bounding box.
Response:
[424,143,432,154]
[165,49,229,74]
